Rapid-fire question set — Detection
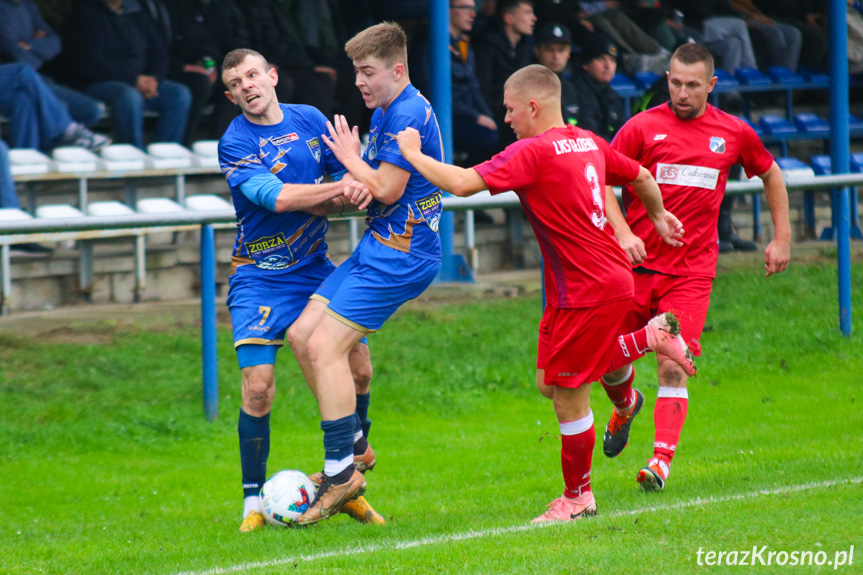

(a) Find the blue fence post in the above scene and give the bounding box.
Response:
[200,224,219,420]
[828,0,852,336]
[430,0,473,283]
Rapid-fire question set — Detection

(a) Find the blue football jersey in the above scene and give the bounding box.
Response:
[364,84,443,261]
[218,104,345,276]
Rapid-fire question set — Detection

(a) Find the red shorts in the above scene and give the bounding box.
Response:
[619,272,713,355]
[538,299,630,388]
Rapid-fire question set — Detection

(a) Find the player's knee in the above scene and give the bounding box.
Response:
[352,363,372,393]
[349,346,372,393]
[286,323,309,357]
[536,376,554,400]
[242,377,274,413]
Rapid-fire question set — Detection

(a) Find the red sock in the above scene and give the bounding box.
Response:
[601,365,635,411]
[560,413,595,498]
[606,328,649,372]
[654,387,689,463]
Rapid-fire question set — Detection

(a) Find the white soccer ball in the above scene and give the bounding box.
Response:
[260,470,317,527]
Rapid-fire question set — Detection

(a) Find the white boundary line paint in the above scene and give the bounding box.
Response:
[171,477,862,575]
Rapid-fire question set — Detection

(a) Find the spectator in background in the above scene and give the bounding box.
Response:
[288,0,368,131]
[475,0,537,149]
[571,37,625,141]
[188,0,255,139]
[412,0,499,166]
[0,0,106,128]
[141,0,220,146]
[0,141,15,210]
[728,0,801,71]
[752,0,827,71]
[240,0,337,120]
[60,0,192,149]
[533,22,581,125]
[669,0,759,73]
[572,0,671,74]
[0,62,110,152]
[0,140,53,255]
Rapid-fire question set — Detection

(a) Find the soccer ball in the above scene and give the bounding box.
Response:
[260,470,317,527]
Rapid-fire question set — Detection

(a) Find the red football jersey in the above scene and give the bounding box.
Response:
[475,125,640,308]
[612,103,774,278]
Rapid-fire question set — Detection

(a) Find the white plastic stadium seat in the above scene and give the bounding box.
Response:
[86,201,136,217]
[35,204,86,219]
[147,143,194,169]
[0,208,34,221]
[51,147,101,173]
[135,198,185,213]
[184,194,233,212]
[100,144,149,172]
[8,149,53,176]
[191,140,219,168]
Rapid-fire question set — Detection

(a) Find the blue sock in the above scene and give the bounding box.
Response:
[238,409,270,498]
[321,415,355,481]
[352,412,368,455]
[356,392,371,439]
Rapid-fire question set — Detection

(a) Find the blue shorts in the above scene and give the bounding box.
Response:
[227,256,335,367]
[312,234,441,332]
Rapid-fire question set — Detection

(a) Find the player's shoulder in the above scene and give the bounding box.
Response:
[706,104,747,127]
[390,85,434,120]
[282,103,328,125]
[218,116,254,154]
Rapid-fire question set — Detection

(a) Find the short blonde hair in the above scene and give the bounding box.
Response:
[345,22,408,69]
[504,64,560,102]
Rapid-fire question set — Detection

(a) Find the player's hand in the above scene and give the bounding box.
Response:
[616,230,647,265]
[650,209,685,247]
[323,114,362,162]
[396,127,422,159]
[763,239,790,276]
[344,180,373,210]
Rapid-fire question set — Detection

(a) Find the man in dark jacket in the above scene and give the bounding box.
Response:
[61,0,192,148]
[571,36,625,142]
[140,0,223,145]
[412,0,499,165]
[239,0,337,120]
[533,22,580,126]
[474,0,536,148]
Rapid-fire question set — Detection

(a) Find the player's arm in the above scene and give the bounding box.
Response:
[758,161,791,277]
[322,114,411,205]
[240,173,371,214]
[605,185,647,265]
[396,127,487,197]
[629,165,684,247]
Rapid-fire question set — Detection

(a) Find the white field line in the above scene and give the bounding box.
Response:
[171,476,862,575]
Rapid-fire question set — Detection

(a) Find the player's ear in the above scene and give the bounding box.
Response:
[269,67,279,87]
[225,90,237,106]
[706,75,717,93]
[392,62,405,81]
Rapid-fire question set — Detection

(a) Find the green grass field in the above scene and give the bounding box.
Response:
[1,255,862,574]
